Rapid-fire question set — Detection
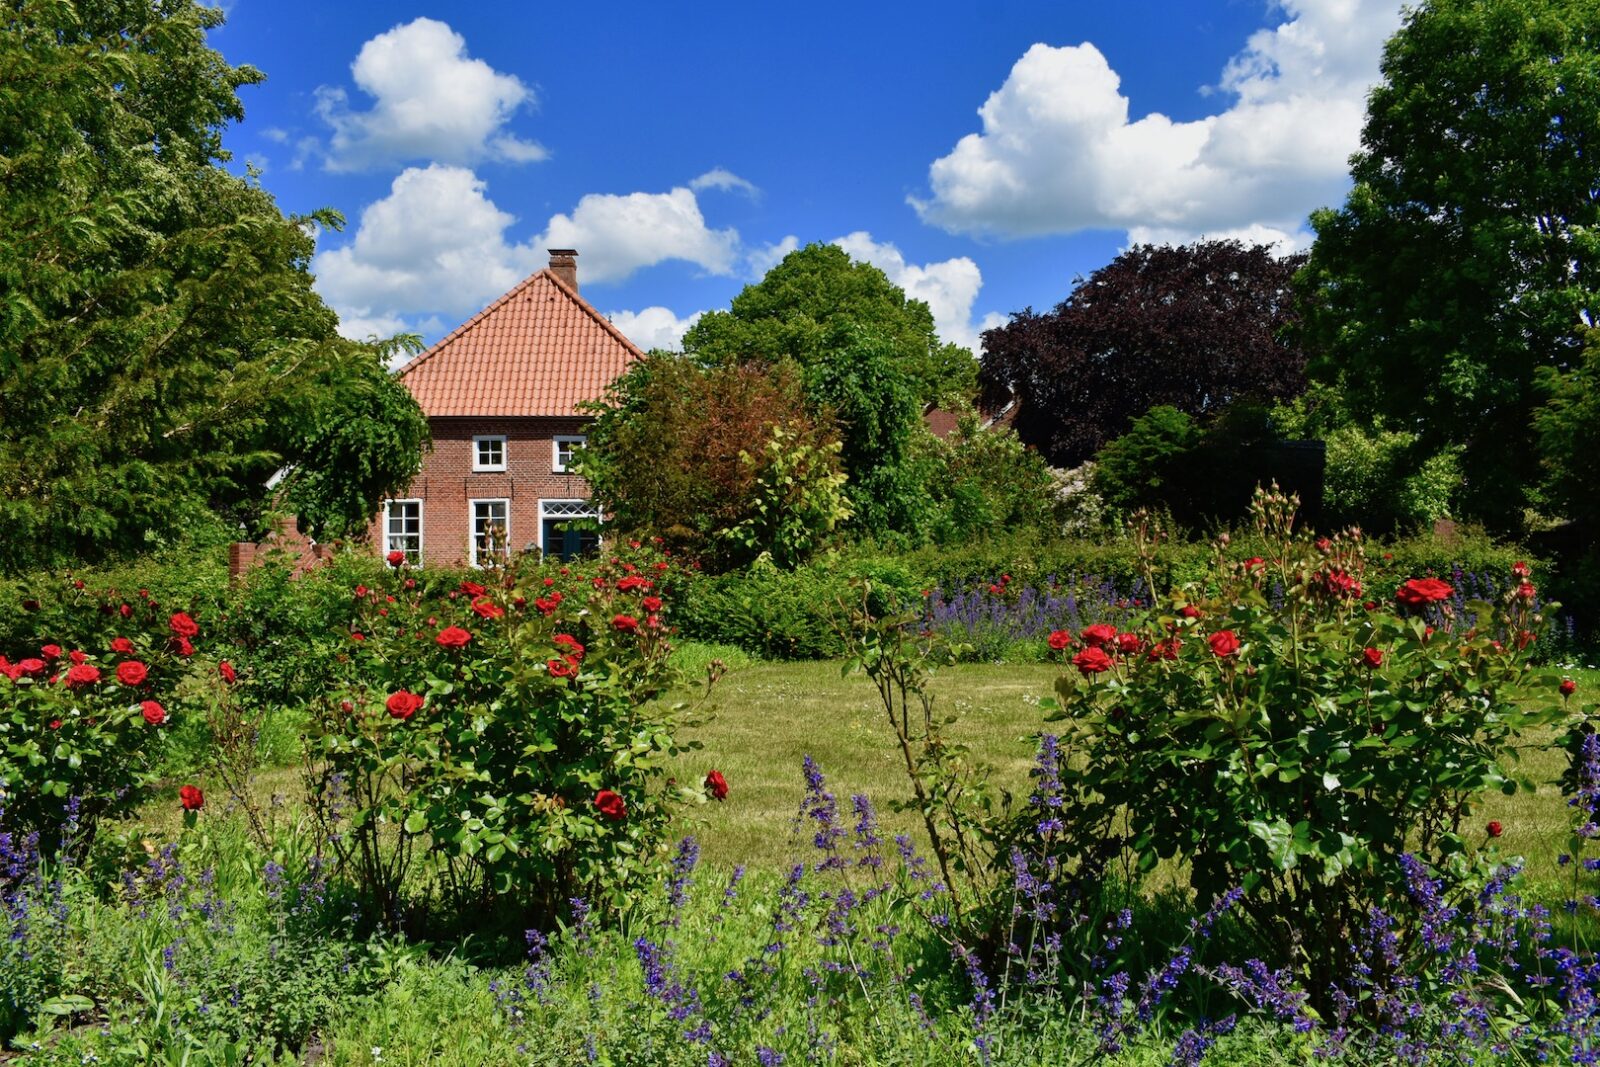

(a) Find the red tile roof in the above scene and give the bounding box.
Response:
[395,269,644,417]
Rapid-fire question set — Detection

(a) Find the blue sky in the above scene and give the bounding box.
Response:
[207,0,1406,352]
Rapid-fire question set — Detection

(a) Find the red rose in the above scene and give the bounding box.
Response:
[1395,578,1454,607]
[1047,630,1072,651]
[471,596,505,620]
[65,663,101,687]
[1515,629,1535,650]
[594,789,627,821]
[642,595,663,613]
[436,626,473,649]
[40,644,61,661]
[459,580,487,597]
[1511,561,1531,579]
[179,785,204,811]
[1072,646,1114,675]
[1517,581,1536,600]
[142,700,167,726]
[119,603,132,618]
[387,550,406,566]
[386,690,424,720]
[350,632,365,642]
[1179,605,1202,620]
[553,633,585,659]
[16,657,45,677]
[617,576,649,593]
[1244,556,1265,570]
[1561,678,1577,697]
[1486,820,1503,838]
[613,614,639,633]
[169,612,200,639]
[1208,630,1241,658]
[116,660,148,687]
[1363,600,1378,611]
[705,769,729,801]
[1362,647,1384,669]
[535,593,562,616]
[69,649,87,665]
[48,719,62,730]
[219,661,236,684]
[1115,632,1143,655]
[1147,638,1181,661]
[548,657,577,678]
[110,637,134,654]
[1081,623,1117,648]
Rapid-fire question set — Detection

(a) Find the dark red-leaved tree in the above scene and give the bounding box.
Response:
[980,241,1308,467]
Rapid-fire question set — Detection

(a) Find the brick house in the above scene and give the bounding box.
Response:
[369,250,643,567]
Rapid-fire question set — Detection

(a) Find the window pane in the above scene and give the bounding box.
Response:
[472,501,509,565]
[385,501,421,563]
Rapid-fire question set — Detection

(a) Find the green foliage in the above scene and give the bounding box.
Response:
[308,546,716,924]
[1535,329,1600,528]
[577,355,843,568]
[683,242,977,405]
[716,425,851,570]
[1091,406,1202,515]
[917,412,1063,545]
[1297,0,1600,532]
[1044,494,1567,995]
[1322,424,1461,531]
[0,0,428,570]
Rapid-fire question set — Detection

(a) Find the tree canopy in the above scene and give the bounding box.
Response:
[1297,0,1600,532]
[0,0,428,570]
[681,243,977,406]
[980,241,1307,469]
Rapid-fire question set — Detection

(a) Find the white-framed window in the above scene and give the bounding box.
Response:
[469,498,510,567]
[552,434,586,473]
[384,499,423,565]
[472,435,507,472]
[539,499,600,562]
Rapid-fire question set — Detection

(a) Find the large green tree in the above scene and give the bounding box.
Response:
[1298,0,1600,532]
[0,0,428,570]
[681,243,977,406]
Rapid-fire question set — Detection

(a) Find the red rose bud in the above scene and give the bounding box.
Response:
[435,626,472,649]
[1072,646,1114,675]
[1486,820,1503,838]
[594,789,627,821]
[179,785,204,811]
[141,700,167,726]
[705,769,729,801]
[1362,647,1384,669]
[1561,678,1577,697]
[116,660,148,686]
[350,632,365,642]
[1208,630,1242,658]
[48,719,61,730]
[1047,629,1072,651]
[386,690,424,720]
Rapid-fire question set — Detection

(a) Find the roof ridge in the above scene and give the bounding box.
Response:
[542,269,647,362]
[394,269,552,379]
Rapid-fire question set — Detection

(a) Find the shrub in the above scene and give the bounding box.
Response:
[1043,492,1568,1005]
[306,544,718,926]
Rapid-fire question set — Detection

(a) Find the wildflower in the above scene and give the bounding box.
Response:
[116,660,148,686]
[179,785,204,811]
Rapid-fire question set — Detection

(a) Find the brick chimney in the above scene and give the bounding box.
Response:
[548,249,578,293]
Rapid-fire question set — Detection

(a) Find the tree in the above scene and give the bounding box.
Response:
[1298,0,1600,532]
[575,354,845,568]
[1535,331,1600,529]
[0,0,428,570]
[980,241,1307,468]
[682,243,977,406]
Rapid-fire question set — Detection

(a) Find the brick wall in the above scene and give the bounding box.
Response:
[368,415,595,567]
[229,515,333,581]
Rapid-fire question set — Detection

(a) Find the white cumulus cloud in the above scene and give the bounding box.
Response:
[536,186,740,284]
[607,307,706,351]
[832,232,1003,353]
[313,166,742,339]
[912,0,1404,245]
[690,168,759,197]
[747,235,799,278]
[316,18,546,172]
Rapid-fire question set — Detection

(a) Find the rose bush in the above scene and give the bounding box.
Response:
[307,541,719,926]
[0,587,209,843]
[1042,489,1568,1002]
